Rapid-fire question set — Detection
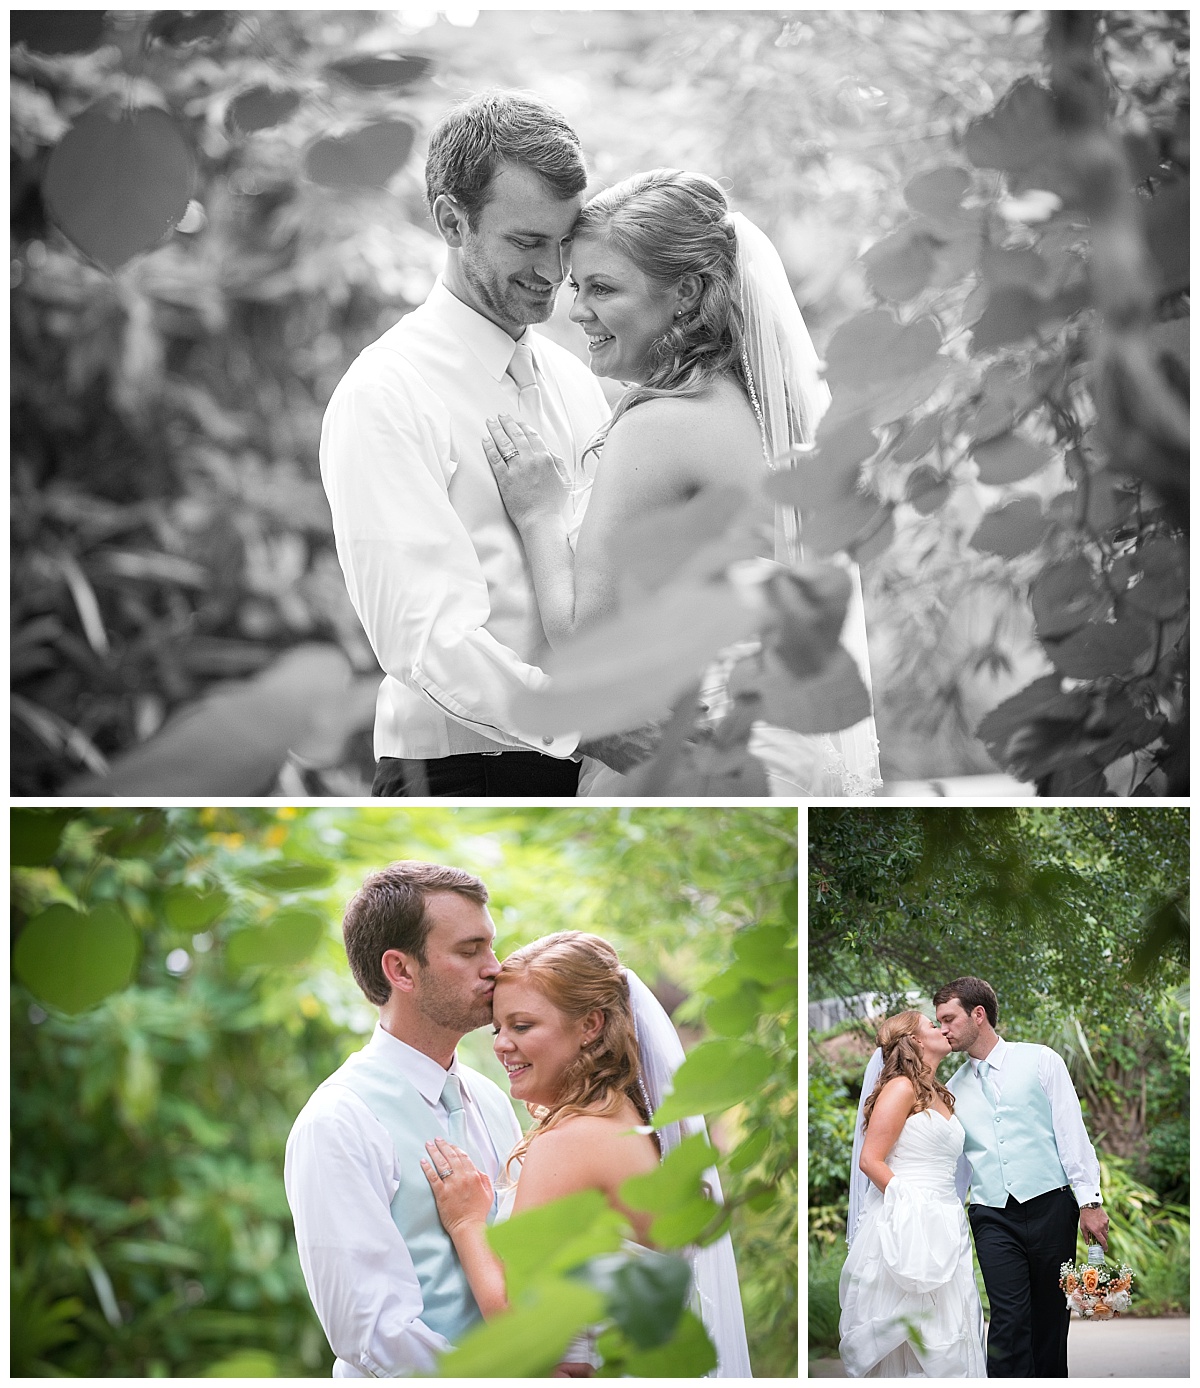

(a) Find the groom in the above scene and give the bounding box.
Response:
[321,90,645,796]
[284,860,521,1375]
[934,976,1109,1379]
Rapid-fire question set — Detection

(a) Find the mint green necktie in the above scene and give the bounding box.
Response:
[506,340,569,473]
[978,1059,999,1108]
[441,1073,468,1148]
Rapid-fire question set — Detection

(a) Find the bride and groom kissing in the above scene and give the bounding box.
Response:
[284,860,750,1377]
[840,977,1110,1378]
[320,87,879,799]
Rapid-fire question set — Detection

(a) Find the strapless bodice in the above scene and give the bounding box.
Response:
[886,1108,964,1198]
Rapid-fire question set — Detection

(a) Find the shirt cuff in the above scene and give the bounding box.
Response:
[1071,1184,1101,1207]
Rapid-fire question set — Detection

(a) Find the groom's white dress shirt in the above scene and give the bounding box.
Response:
[320,277,610,761]
[953,1036,1101,1207]
[284,1025,520,1377]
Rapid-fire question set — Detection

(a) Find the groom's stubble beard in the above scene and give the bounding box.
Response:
[459,232,556,331]
[413,963,495,1034]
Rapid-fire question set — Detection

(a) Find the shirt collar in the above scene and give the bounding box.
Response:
[973,1035,1008,1074]
[368,1022,474,1107]
[427,275,537,383]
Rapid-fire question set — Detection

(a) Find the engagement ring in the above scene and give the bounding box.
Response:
[498,447,518,462]
[438,1168,452,1178]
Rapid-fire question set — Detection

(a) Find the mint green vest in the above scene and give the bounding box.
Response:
[326,1044,516,1344]
[949,1042,1069,1207]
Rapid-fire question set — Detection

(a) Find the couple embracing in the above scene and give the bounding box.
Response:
[285,860,750,1377]
[839,977,1109,1378]
[320,89,880,798]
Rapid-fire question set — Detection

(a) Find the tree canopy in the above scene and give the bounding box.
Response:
[809,806,1188,1033]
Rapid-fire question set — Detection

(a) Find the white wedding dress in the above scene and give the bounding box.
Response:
[839,1109,986,1378]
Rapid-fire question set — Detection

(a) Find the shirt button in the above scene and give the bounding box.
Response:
[542,736,553,746]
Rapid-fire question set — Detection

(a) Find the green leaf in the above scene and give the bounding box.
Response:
[11,809,75,866]
[649,1197,723,1248]
[904,166,972,221]
[1113,538,1188,618]
[304,120,417,191]
[621,1132,717,1214]
[201,1351,279,1377]
[962,78,1058,175]
[970,286,1047,353]
[243,862,336,892]
[733,922,796,985]
[227,86,303,135]
[1031,556,1109,639]
[703,981,765,1037]
[12,11,106,53]
[905,465,951,515]
[14,904,140,1015]
[972,431,1053,484]
[623,1308,718,1377]
[768,420,875,511]
[604,1250,692,1349]
[225,909,327,969]
[487,1190,617,1295]
[728,1127,771,1173]
[824,311,942,393]
[1042,617,1155,679]
[164,886,230,930]
[62,644,352,796]
[43,106,195,272]
[754,647,873,735]
[515,579,760,737]
[803,490,891,557]
[437,1281,605,1378]
[969,498,1051,558]
[764,564,851,678]
[651,1040,774,1125]
[861,227,936,301]
[98,811,168,860]
[892,411,943,464]
[325,54,435,89]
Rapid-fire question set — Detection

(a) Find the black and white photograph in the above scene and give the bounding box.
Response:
[10,10,1189,798]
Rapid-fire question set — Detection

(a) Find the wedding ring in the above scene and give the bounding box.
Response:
[498,447,518,462]
[438,1168,452,1178]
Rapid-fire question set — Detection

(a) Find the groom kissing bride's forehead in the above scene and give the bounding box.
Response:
[284,859,750,1378]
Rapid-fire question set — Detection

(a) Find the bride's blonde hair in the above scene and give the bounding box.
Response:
[497,931,655,1173]
[860,1010,955,1131]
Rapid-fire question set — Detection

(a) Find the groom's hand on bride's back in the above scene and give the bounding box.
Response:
[551,1363,596,1378]
[579,724,663,773]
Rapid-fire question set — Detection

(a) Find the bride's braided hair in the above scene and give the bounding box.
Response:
[572,169,749,454]
[861,1010,956,1131]
[498,931,657,1175]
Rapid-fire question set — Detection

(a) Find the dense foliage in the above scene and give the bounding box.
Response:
[12,806,798,1377]
[13,12,1187,793]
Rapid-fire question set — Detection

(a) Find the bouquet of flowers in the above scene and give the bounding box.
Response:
[1059,1254,1135,1318]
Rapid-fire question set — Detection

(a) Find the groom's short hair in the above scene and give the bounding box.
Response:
[424,89,587,229]
[343,861,489,1005]
[933,976,998,1028]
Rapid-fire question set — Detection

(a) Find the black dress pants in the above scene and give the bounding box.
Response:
[372,751,581,797]
[969,1186,1079,1377]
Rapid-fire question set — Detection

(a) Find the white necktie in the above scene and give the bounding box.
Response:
[506,340,570,476]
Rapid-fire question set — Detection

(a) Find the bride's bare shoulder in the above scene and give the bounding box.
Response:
[604,378,760,468]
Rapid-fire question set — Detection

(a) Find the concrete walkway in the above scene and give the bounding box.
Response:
[809,1317,1189,1378]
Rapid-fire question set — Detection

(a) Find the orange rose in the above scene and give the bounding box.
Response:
[1065,1273,1078,1293]
[1093,1302,1114,1319]
[1082,1267,1100,1292]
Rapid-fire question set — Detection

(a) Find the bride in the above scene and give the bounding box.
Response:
[482,169,880,796]
[419,931,752,1376]
[839,1012,986,1378]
